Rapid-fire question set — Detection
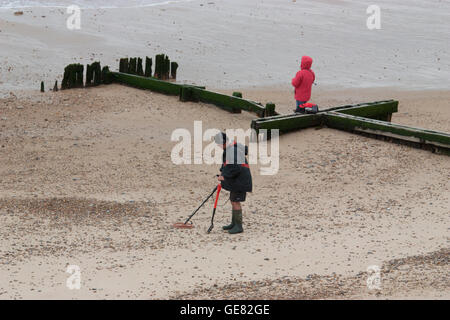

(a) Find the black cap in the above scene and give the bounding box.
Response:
[214,132,227,145]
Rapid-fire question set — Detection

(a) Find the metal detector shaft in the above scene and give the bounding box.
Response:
[184,185,218,225]
[207,184,222,234]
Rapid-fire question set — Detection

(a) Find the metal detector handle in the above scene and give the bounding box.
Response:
[207,184,222,234]
[184,185,218,225]
[213,184,222,209]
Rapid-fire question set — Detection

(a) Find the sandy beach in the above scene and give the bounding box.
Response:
[0,0,449,300]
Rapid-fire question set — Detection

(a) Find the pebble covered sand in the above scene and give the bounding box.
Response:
[0,85,448,299]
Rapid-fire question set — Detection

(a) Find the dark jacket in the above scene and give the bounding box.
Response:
[220,142,252,192]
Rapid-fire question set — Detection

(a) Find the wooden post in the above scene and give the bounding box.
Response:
[120,58,129,73]
[180,86,196,102]
[101,66,112,84]
[119,58,128,73]
[386,113,392,122]
[155,54,162,79]
[265,102,276,117]
[170,62,178,80]
[129,58,137,75]
[85,64,93,87]
[61,65,69,90]
[164,55,170,80]
[154,54,160,79]
[137,58,144,76]
[76,64,84,88]
[145,57,152,77]
[69,65,77,88]
[92,62,101,86]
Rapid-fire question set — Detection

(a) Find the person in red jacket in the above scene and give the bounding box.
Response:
[291,56,315,113]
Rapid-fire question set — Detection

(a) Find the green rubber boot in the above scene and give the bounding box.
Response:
[228,209,243,234]
[222,210,236,230]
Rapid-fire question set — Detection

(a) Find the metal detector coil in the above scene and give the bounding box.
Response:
[173,184,221,232]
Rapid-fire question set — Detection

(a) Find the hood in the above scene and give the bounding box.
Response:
[300,56,313,70]
[224,142,247,165]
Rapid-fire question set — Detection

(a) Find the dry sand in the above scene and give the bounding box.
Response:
[0,0,449,300]
[0,85,449,299]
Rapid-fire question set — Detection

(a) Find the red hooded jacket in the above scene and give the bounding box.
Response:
[291,56,315,102]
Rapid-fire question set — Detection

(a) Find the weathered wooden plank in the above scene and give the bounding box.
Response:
[252,100,398,131]
[187,87,267,116]
[179,86,238,113]
[112,72,182,96]
[255,100,398,124]
[111,72,266,116]
[336,100,398,121]
[324,112,450,152]
[252,113,322,133]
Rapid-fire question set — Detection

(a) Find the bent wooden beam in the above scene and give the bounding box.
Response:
[324,112,450,154]
[111,72,268,117]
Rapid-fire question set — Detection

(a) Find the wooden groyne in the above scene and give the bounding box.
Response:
[52,55,449,156]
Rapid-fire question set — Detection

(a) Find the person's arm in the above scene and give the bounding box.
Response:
[291,71,303,88]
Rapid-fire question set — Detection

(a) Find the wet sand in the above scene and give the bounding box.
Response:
[1,0,450,94]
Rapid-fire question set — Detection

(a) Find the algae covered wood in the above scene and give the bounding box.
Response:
[137,58,144,76]
[324,112,450,151]
[129,58,137,75]
[101,66,113,84]
[170,62,178,79]
[154,54,164,79]
[254,100,398,127]
[252,113,322,133]
[265,103,276,117]
[335,100,398,121]
[112,72,182,96]
[145,57,153,77]
[62,63,84,89]
[188,88,268,116]
[163,55,170,80]
[85,64,93,87]
[179,86,198,103]
[88,62,101,86]
[119,58,129,73]
[112,72,265,116]
[76,64,84,88]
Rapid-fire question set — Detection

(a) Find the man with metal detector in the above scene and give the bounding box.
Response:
[215,132,252,234]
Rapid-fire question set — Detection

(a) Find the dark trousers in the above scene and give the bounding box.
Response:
[295,100,306,113]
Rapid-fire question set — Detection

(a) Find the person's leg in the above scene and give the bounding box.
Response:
[231,202,241,211]
[223,193,239,230]
[228,193,245,234]
[295,100,306,113]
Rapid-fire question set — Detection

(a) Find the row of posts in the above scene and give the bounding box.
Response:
[119,54,178,80]
[41,62,112,92]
